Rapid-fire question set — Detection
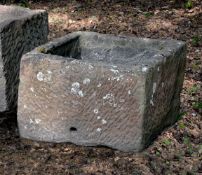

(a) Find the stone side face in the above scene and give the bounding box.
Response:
[0,5,48,112]
[142,45,187,147]
[18,55,145,151]
[17,32,186,152]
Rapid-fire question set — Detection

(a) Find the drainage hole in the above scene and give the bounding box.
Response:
[70,127,77,132]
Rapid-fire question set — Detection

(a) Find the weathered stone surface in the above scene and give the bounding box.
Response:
[0,5,48,112]
[17,32,186,152]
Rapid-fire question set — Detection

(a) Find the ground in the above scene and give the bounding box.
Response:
[0,0,201,174]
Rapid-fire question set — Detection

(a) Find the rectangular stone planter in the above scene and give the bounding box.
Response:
[18,31,186,152]
[0,5,48,112]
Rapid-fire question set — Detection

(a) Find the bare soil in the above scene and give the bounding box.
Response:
[0,0,201,174]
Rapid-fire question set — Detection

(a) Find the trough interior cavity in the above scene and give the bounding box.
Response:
[45,34,165,66]
[0,5,30,23]
[47,37,81,59]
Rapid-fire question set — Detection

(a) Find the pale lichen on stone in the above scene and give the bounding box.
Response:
[30,87,34,92]
[37,72,44,81]
[111,74,124,81]
[142,66,148,72]
[110,68,119,74]
[35,119,41,124]
[94,108,99,114]
[71,82,81,95]
[36,71,52,82]
[96,128,102,132]
[88,64,94,70]
[101,119,107,125]
[83,78,91,85]
[97,83,102,87]
[78,90,84,97]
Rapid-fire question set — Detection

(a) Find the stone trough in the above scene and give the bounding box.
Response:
[0,5,48,112]
[17,32,186,152]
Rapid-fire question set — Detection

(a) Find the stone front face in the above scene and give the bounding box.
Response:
[18,32,186,152]
[0,5,48,112]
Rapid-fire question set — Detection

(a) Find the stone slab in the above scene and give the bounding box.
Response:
[17,32,186,152]
[0,5,48,112]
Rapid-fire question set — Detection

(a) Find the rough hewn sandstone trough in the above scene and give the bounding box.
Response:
[18,32,186,152]
[0,5,48,112]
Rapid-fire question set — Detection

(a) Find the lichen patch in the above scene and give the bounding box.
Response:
[30,87,34,92]
[37,72,44,81]
[142,66,148,72]
[94,108,99,114]
[83,78,91,85]
[96,128,102,132]
[101,119,107,124]
[110,68,119,74]
[71,82,84,97]
[36,70,52,82]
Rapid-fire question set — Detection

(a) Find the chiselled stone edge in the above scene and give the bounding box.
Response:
[28,31,186,56]
[22,31,186,72]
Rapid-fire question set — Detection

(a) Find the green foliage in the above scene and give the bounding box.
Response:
[144,12,154,18]
[192,101,202,109]
[183,136,190,145]
[162,139,172,146]
[178,121,186,129]
[155,150,161,156]
[191,62,200,71]
[174,153,182,160]
[183,137,192,149]
[176,112,187,120]
[183,136,194,156]
[185,0,193,9]
[187,85,199,95]
[192,36,201,47]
